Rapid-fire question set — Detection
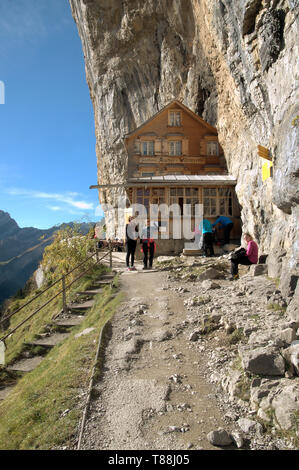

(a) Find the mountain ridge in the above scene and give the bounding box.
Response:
[0,210,96,307]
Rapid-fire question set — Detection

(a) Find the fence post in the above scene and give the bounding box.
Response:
[62,275,67,313]
[109,245,112,269]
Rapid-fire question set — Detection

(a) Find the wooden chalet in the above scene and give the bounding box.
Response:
[123,100,241,253]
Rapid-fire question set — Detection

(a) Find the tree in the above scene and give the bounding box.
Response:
[41,225,95,284]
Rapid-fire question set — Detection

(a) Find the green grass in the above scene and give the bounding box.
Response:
[267,303,287,315]
[1,264,108,365]
[228,328,245,345]
[0,265,122,450]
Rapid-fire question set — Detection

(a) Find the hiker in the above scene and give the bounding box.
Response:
[212,215,234,245]
[230,233,258,280]
[140,223,157,270]
[199,218,214,257]
[125,216,139,271]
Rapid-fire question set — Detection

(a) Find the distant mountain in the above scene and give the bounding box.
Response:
[0,210,96,307]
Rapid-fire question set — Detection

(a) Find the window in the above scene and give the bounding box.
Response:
[169,141,182,156]
[203,188,217,216]
[169,111,181,126]
[203,187,233,216]
[218,188,233,216]
[151,188,165,205]
[141,141,154,156]
[141,172,154,177]
[207,141,219,156]
[136,188,150,212]
[135,188,165,210]
[170,187,199,216]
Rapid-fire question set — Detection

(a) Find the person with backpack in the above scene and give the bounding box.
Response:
[212,215,234,245]
[140,223,157,270]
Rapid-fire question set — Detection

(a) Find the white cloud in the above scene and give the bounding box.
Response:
[47,205,63,212]
[7,188,94,211]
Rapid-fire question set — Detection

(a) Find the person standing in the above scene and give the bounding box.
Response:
[230,233,258,280]
[212,215,234,245]
[141,224,157,270]
[125,216,138,271]
[199,218,214,257]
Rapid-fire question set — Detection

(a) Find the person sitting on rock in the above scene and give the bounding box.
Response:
[230,233,258,280]
[212,215,234,245]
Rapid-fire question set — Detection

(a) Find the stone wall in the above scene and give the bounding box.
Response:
[70,0,298,298]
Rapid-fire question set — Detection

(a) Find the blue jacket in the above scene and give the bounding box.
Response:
[199,219,213,234]
[212,216,232,227]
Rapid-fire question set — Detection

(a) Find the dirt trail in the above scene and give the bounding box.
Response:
[81,259,234,450]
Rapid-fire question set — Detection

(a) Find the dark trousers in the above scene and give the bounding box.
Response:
[203,232,214,256]
[231,254,252,275]
[126,240,137,267]
[224,223,233,244]
[142,242,155,268]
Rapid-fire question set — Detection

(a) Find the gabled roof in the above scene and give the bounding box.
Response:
[124,100,218,139]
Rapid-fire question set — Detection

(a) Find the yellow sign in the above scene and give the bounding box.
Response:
[262,159,273,181]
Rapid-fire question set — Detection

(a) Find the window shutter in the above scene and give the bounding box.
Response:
[134,140,140,154]
[155,139,162,154]
[182,138,189,155]
[200,141,205,155]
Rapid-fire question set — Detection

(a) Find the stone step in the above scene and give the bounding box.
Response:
[77,288,103,296]
[70,299,95,312]
[183,249,202,256]
[26,332,70,349]
[92,280,113,286]
[7,356,44,372]
[0,385,15,400]
[54,316,85,327]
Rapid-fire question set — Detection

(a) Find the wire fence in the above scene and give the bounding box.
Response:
[0,247,113,344]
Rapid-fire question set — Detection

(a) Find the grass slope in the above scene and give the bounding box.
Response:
[0,265,121,449]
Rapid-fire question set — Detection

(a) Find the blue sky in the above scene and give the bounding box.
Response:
[0,0,103,229]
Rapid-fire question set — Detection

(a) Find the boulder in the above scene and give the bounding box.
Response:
[286,285,299,323]
[201,280,221,290]
[198,268,224,281]
[239,345,285,376]
[278,328,297,345]
[237,417,263,434]
[207,429,232,446]
[230,431,245,448]
[221,369,250,402]
[271,383,299,430]
[282,342,299,376]
[249,264,268,276]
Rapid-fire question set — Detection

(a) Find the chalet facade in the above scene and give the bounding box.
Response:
[123,100,241,254]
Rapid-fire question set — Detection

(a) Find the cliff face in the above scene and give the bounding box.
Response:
[70,0,298,296]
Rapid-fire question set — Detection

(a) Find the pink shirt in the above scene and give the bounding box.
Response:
[246,240,258,264]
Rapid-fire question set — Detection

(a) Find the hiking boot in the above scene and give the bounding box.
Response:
[228,274,239,281]
[143,266,148,270]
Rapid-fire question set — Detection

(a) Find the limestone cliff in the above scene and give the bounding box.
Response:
[70,0,298,297]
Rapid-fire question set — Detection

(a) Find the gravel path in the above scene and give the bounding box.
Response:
[80,266,233,450]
